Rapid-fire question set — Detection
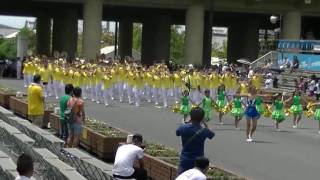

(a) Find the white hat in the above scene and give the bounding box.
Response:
[188,64,194,69]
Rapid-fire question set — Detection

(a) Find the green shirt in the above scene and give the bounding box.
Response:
[59,95,71,121]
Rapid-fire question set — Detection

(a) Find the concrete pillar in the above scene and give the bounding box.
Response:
[36,15,51,56]
[203,12,213,66]
[52,10,78,58]
[227,20,259,63]
[119,19,133,58]
[83,0,103,59]
[185,1,205,65]
[282,11,301,40]
[141,16,171,65]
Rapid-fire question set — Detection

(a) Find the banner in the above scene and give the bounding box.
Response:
[278,52,320,71]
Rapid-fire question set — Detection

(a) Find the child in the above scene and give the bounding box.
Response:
[200,90,215,123]
[244,86,260,142]
[285,90,304,128]
[216,85,228,124]
[231,93,244,129]
[271,94,286,131]
[312,102,320,134]
[180,90,191,124]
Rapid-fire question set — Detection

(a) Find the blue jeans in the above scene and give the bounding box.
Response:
[60,120,69,141]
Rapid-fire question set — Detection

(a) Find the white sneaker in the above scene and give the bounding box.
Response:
[318,131,320,134]
[91,99,95,102]
[111,97,114,100]
[105,103,109,106]
[24,85,27,88]
[96,101,100,104]
[219,122,224,125]
[246,138,253,142]
[277,129,281,132]
[55,96,59,100]
[293,125,297,129]
[147,100,152,103]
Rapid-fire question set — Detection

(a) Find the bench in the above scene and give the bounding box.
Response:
[62,148,114,180]
[32,148,87,180]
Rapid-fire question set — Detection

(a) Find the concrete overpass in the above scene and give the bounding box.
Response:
[1,0,320,65]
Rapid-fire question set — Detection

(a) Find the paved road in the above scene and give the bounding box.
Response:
[2,79,320,180]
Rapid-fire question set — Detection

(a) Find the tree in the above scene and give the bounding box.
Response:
[211,40,227,59]
[132,23,142,52]
[170,25,185,64]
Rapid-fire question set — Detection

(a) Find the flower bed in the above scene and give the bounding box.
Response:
[0,87,16,109]
[80,119,128,161]
[142,143,244,180]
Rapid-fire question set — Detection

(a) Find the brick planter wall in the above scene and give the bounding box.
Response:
[79,126,94,151]
[43,110,53,128]
[142,154,178,180]
[0,91,15,109]
[49,113,61,135]
[90,131,126,160]
[10,97,28,118]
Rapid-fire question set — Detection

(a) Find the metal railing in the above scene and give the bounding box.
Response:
[251,51,278,69]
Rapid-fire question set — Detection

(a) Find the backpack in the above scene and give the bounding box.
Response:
[64,99,77,124]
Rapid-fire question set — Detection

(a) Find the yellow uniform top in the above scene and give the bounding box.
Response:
[153,75,161,88]
[118,66,126,81]
[82,71,89,86]
[27,83,44,116]
[230,75,239,89]
[146,72,153,86]
[209,74,220,89]
[39,67,50,82]
[252,74,262,90]
[173,73,182,88]
[73,71,81,87]
[161,74,171,89]
[23,62,29,74]
[222,73,232,89]
[239,82,249,96]
[102,75,112,89]
[202,75,210,89]
[127,71,135,86]
[53,67,62,81]
[135,73,144,89]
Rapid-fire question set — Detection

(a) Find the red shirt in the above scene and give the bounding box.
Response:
[67,97,84,123]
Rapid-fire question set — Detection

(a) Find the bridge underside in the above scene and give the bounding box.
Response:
[1,0,319,65]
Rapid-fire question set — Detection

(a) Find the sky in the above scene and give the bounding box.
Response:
[0,15,35,28]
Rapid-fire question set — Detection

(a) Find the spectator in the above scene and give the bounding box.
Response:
[315,79,320,100]
[308,79,316,96]
[27,74,45,128]
[273,76,279,88]
[176,157,210,180]
[16,57,22,79]
[265,73,273,89]
[291,56,299,72]
[176,107,215,174]
[67,87,85,147]
[15,154,34,180]
[113,134,147,180]
[59,84,74,147]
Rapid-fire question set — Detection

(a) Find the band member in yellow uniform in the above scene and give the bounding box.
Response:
[94,67,103,104]
[153,72,161,106]
[102,71,112,106]
[161,71,171,108]
[117,64,126,103]
[127,67,135,104]
[173,70,183,104]
[39,61,51,97]
[23,59,31,87]
[134,68,144,107]
[145,68,153,103]
[209,70,220,99]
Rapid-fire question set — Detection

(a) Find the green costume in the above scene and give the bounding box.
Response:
[202,97,213,122]
[272,100,285,122]
[289,95,303,115]
[231,97,244,117]
[180,96,190,115]
[314,105,320,121]
[216,90,226,111]
[255,96,265,114]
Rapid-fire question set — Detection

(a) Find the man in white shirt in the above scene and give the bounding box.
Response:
[15,154,34,180]
[113,134,147,180]
[176,157,209,180]
[265,73,273,89]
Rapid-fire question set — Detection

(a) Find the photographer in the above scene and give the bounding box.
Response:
[113,134,147,180]
[176,107,215,174]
